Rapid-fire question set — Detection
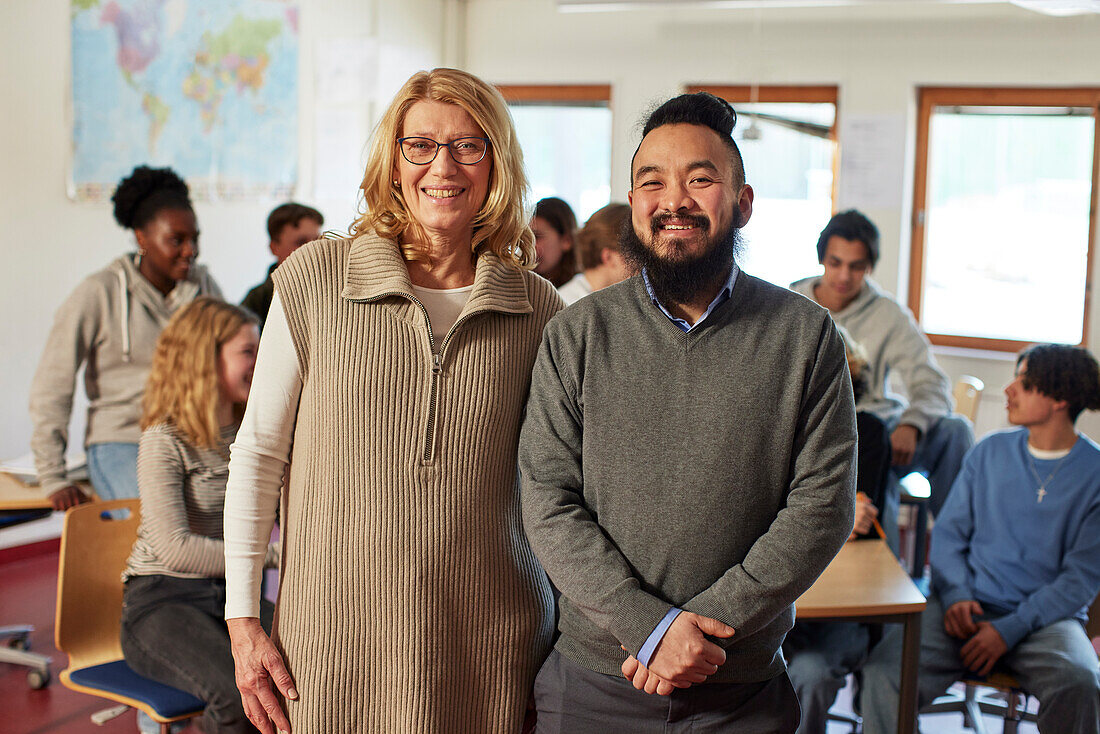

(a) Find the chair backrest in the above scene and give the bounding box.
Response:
[953,375,985,423]
[54,499,141,670]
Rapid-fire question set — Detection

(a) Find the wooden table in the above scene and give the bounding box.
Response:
[797,538,927,734]
[0,472,93,510]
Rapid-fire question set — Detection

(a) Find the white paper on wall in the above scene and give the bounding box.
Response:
[838,113,907,211]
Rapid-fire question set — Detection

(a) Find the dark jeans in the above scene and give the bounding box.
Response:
[121,575,274,734]
[534,649,801,734]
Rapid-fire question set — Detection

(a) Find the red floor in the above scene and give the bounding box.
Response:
[0,540,1053,734]
[0,548,199,734]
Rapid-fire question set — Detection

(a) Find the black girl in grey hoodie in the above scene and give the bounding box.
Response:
[29,166,221,509]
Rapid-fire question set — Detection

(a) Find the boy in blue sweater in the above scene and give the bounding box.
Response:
[861,343,1100,734]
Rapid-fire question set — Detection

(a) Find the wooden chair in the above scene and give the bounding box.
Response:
[953,375,985,423]
[54,499,204,733]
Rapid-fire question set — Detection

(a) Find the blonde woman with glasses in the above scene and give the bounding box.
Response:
[223,68,563,733]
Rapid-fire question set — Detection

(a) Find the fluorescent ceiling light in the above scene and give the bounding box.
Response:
[558,0,1099,14]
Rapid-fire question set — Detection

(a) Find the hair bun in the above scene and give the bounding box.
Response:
[112,165,191,229]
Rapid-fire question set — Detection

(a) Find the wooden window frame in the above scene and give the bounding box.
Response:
[495,84,611,105]
[686,84,840,210]
[910,86,1100,352]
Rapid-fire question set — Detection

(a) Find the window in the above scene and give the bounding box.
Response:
[496,85,612,222]
[911,88,1100,351]
[688,85,838,288]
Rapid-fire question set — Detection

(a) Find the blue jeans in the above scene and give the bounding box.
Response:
[860,593,1100,734]
[86,442,139,500]
[890,414,974,518]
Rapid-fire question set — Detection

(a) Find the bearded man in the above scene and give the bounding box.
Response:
[518,92,858,734]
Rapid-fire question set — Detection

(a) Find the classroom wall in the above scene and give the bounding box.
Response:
[0,0,457,462]
[4,0,1100,462]
[464,0,1100,441]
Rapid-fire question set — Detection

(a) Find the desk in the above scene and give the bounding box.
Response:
[797,538,926,734]
[0,472,94,510]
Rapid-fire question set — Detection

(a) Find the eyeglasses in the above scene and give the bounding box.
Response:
[397,136,490,165]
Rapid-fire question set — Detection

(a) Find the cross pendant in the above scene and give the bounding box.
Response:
[1037,487,1047,503]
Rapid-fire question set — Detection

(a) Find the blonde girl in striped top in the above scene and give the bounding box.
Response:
[121,297,276,734]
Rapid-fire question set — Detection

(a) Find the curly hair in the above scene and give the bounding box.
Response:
[350,68,534,270]
[142,298,258,449]
[112,165,193,231]
[1017,343,1100,422]
[835,324,871,403]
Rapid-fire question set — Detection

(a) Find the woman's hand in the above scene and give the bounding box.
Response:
[227,617,297,734]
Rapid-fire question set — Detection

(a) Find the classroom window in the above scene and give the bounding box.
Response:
[497,85,612,222]
[688,85,838,289]
[911,88,1100,351]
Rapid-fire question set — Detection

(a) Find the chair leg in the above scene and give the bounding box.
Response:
[160,723,172,734]
[962,684,988,734]
[1002,692,1025,734]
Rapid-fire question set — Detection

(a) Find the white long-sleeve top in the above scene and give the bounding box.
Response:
[223,286,470,618]
[223,290,301,618]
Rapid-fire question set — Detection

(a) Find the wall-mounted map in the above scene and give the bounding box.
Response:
[71,0,298,201]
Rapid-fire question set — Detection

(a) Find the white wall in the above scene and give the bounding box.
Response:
[0,0,453,461]
[465,0,1100,440]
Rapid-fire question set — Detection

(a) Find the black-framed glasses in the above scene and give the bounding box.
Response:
[397,136,490,165]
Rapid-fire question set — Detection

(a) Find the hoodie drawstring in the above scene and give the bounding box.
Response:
[117,265,132,363]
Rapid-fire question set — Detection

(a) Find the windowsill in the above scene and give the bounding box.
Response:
[931,344,1019,363]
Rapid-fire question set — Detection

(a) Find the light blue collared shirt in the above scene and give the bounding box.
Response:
[641,263,739,332]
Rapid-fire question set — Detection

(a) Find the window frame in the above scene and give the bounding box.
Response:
[910,86,1100,352]
[495,84,611,105]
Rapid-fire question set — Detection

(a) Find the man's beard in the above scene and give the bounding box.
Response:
[619,210,744,306]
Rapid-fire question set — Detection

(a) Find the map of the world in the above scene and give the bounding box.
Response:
[71,0,298,201]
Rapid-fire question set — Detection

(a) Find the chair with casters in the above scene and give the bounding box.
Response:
[921,668,1037,734]
[0,508,54,689]
[54,499,204,733]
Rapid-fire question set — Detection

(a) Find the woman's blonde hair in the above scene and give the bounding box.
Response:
[350,68,535,269]
[142,297,258,449]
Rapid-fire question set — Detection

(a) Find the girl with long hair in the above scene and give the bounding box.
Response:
[121,297,275,734]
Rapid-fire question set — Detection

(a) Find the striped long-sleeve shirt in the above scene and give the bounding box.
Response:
[124,421,275,581]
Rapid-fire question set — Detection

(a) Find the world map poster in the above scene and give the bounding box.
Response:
[71,0,299,201]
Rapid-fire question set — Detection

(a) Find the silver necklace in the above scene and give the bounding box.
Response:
[1028,453,1069,503]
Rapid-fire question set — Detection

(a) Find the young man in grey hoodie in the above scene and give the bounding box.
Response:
[520,92,855,733]
[790,210,974,522]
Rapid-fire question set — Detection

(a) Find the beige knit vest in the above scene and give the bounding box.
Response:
[271,232,559,733]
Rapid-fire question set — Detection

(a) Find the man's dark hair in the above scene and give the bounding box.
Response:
[267,202,324,241]
[816,209,880,266]
[633,92,746,187]
[1017,343,1100,422]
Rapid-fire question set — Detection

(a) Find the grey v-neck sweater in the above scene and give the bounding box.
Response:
[520,272,856,682]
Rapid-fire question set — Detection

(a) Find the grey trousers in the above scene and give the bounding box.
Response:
[860,593,1100,734]
[784,621,870,734]
[533,648,801,734]
[121,575,275,734]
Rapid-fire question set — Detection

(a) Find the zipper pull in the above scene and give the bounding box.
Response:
[432,353,442,374]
